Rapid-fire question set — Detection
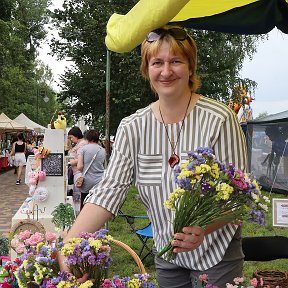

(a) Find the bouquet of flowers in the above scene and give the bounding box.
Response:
[158,147,270,260]
[60,229,113,288]
[7,229,156,288]
[11,231,59,288]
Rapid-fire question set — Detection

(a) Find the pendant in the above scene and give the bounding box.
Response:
[168,153,180,168]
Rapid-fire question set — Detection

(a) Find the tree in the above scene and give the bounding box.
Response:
[0,0,58,126]
[256,112,269,120]
[50,0,264,134]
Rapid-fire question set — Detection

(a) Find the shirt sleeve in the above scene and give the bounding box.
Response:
[213,107,247,172]
[84,123,135,215]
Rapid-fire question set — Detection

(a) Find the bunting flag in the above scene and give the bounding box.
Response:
[105,0,288,53]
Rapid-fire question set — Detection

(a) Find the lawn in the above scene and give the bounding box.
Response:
[107,186,288,285]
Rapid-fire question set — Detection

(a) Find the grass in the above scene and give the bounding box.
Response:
[106,186,288,284]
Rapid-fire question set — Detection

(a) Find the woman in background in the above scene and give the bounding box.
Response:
[67,127,87,194]
[77,129,106,210]
[10,132,27,185]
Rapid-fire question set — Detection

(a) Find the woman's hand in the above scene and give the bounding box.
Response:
[171,226,205,253]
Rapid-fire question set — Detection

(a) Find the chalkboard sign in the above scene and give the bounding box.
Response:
[41,153,64,176]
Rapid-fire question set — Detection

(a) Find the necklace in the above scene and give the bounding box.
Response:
[159,95,192,168]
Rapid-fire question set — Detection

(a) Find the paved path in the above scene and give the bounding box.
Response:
[0,168,29,235]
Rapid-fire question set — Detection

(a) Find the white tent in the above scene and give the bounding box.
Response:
[0,113,32,132]
[14,113,46,133]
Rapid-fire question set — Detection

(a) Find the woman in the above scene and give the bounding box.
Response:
[67,127,87,194]
[10,132,27,185]
[77,129,106,210]
[60,26,247,287]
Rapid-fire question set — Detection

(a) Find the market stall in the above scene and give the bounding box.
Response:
[13,113,46,134]
[0,113,32,170]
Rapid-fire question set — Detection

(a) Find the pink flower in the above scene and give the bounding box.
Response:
[10,238,20,248]
[15,243,25,254]
[45,232,57,242]
[18,230,31,241]
[199,274,209,282]
[114,278,123,287]
[259,278,264,286]
[233,277,244,284]
[250,278,258,287]
[24,232,44,246]
[101,279,112,287]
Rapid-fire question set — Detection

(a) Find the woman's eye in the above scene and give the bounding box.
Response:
[152,61,162,66]
[171,60,181,64]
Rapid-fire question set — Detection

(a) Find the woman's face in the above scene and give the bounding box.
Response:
[68,135,78,144]
[148,41,191,98]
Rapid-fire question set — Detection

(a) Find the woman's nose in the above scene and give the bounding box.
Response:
[161,62,172,77]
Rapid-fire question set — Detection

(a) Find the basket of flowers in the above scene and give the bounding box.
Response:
[3,229,154,288]
[253,270,288,288]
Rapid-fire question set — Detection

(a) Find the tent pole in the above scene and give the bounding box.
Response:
[105,49,111,166]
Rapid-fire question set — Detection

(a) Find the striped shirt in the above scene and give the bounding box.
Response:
[86,95,247,270]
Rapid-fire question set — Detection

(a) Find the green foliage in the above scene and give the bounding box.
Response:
[0,0,58,126]
[51,202,75,230]
[0,235,10,256]
[256,112,269,120]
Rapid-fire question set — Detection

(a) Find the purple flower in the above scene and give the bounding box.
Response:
[67,255,78,265]
[88,255,97,265]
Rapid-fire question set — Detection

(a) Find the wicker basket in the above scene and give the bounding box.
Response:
[111,239,146,274]
[253,270,288,288]
[25,238,146,288]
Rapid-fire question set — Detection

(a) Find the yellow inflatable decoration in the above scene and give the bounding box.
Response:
[105,0,258,53]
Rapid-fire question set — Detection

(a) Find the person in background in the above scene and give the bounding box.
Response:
[67,127,87,194]
[10,132,27,185]
[77,129,106,210]
[59,26,247,287]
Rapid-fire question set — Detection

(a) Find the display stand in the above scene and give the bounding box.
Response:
[11,129,75,259]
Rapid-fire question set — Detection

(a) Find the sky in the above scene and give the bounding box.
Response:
[240,28,288,118]
[38,6,288,119]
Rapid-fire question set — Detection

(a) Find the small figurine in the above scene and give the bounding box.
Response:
[51,111,67,129]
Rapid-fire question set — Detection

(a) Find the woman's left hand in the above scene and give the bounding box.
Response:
[171,226,205,253]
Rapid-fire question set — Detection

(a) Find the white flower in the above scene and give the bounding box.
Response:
[259,203,269,212]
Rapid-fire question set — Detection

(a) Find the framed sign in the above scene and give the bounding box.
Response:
[41,153,64,176]
[272,198,288,227]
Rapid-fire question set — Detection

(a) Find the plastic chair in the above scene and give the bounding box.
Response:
[242,236,288,261]
[118,211,154,261]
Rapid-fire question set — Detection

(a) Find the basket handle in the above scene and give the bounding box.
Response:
[111,239,146,274]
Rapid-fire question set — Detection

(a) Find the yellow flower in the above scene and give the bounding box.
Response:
[216,183,234,200]
[36,242,44,253]
[89,239,102,250]
[178,170,193,179]
[199,164,211,174]
[164,188,185,210]
[211,163,220,179]
[79,280,94,288]
[128,278,141,288]
[58,281,75,288]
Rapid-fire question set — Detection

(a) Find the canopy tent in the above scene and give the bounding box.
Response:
[0,113,32,133]
[247,111,288,195]
[105,0,288,53]
[14,113,46,134]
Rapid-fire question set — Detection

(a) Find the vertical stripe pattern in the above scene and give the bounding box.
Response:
[86,95,247,270]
